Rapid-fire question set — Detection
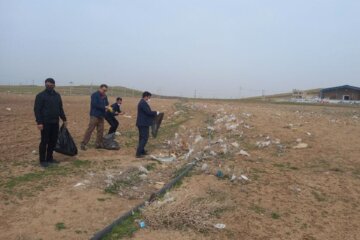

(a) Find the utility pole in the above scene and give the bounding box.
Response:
[262,89,265,100]
[194,89,197,99]
[239,86,242,99]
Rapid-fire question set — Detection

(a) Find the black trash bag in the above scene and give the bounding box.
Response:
[103,133,120,150]
[151,112,164,138]
[54,124,78,156]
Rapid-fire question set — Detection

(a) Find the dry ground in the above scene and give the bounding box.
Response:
[0,92,360,240]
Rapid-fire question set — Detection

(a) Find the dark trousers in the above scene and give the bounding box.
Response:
[136,126,149,156]
[105,116,119,134]
[39,123,59,162]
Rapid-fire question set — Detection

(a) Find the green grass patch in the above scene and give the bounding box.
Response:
[145,163,157,171]
[273,162,298,170]
[271,212,280,219]
[102,211,141,240]
[55,222,66,231]
[250,204,266,214]
[311,190,327,202]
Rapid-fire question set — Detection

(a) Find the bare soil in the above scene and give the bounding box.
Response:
[1,93,360,240]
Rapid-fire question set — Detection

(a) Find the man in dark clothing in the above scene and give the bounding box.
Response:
[105,97,124,134]
[81,84,109,150]
[136,91,159,158]
[34,78,67,167]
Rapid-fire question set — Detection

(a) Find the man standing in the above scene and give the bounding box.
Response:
[81,84,109,150]
[105,97,124,134]
[136,91,159,158]
[34,78,67,167]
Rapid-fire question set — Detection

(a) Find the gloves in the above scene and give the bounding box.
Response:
[157,111,160,115]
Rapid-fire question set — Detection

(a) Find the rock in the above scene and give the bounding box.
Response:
[293,143,308,149]
[6,107,11,111]
[238,150,250,157]
[296,138,302,143]
[194,135,203,144]
[32,150,37,155]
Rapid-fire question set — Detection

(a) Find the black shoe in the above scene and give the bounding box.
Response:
[48,159,60,164]
[136,154,144,158]
[96,145,104,149]
[142,151,149,156]
[40,162,50,168]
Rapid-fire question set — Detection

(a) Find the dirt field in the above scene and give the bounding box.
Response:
[0,92,359,240]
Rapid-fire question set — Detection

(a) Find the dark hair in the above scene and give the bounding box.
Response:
[116,97,122,101]
[100,84,108,89]
[45,78,55,84]
[142,91,152,98]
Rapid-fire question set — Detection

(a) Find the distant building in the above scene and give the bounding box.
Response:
[320,85,360,101]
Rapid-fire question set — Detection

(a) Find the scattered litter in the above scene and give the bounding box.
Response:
[139,221,146,228]
[151,155,177,163]
[216,170,224,178]
[138,165,149,174]
[230,174,237,181]
[6,107,11,111]
[296,138,302,143]
[231,142,240,148]
[238,150,250,157]
[32,150,37,155]
[123,115,132,118]
[256,141,271,148]
[73,180,90,188]
[293,143,308,149]
[115,131,121,136]
[201,163,208,171]
[214,223,226,229]
[306,132,312,136]
[240,175,249,181]
[139,174,147,180]
[194,135,203,144]
[207,126,215,131]
[226,123,239,131]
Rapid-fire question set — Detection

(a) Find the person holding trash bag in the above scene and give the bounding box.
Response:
[81,84,110,150]
[136,91,159,158]
[105,97,124,134]
[34,78,67,168]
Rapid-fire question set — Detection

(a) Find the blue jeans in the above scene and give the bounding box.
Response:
[136,126,149,156]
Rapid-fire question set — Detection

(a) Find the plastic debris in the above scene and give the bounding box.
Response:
[139,221,146,228]
[230,174,237,181]
[214,223,226,229]
[216,170,224,178]
[238,150,250,157]
[151,155,177,163]
[115,131,121,136]
[6,107,11,111]
[256,141,271,148]
[123,115,132,118]
[32,150,37,155]
[293,143,308,149]
[138,166,149,174]
[231,142,240,148]
[201,163,208,171]
[240,175,249,181]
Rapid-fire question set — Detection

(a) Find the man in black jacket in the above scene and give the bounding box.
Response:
[34,78,67,167]
[136,91,159,158]
[105,97,124,134]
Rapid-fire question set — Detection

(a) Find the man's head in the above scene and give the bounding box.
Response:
[45,78,55,91]
[116,97,122,104]
[99,84,108,95]
[142,91,152,101]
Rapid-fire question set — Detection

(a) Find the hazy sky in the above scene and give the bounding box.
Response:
[1,0,359,98]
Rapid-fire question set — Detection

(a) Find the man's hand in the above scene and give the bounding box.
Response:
[63,121,67,127]
[37,124,44,131]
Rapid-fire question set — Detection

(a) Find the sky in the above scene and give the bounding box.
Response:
[0,0,359,98]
